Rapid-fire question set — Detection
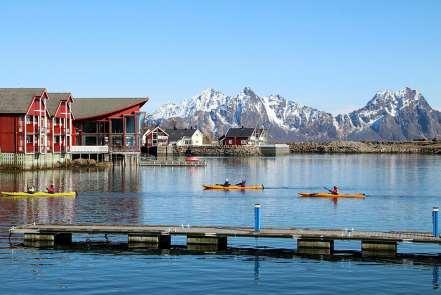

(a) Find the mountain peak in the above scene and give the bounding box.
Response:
[199,88,222,97]
[241,86,256,96]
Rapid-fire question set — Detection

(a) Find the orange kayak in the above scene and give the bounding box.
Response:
[298,192,366,199]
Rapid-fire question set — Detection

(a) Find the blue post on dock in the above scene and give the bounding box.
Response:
[433,207,439,237]
[254,204,261,232]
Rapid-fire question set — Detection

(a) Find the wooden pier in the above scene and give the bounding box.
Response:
[139,160,207,167]
[9,224,441,255]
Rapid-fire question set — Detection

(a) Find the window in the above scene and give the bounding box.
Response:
[228,139,233,145]
[125,116,135,133]
[33,116,38,125]
[55,136,60,144]
[26,135,33,144]
[125,136,135,146]
[111,119,123,133]
[83,121,97,133]
[85,136,97,145]
[112,135,122,146]
[26,115,32,124]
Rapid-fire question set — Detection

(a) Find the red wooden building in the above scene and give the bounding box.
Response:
[142,126,169,148]
[72,98,148,152]
[47,93,74,154]
[221,127,267,146]
[0,88,52,154]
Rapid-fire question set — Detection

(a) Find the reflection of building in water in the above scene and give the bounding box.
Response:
[0,164,140,193]
[0,195,75,225]
[0,166,142,225]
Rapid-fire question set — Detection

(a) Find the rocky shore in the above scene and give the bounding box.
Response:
[173,145,262,156]
[169,141,441,157]
[289,140,441,154]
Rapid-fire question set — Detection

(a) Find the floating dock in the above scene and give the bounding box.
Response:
[139,160,207,167]
[9,224,441,255]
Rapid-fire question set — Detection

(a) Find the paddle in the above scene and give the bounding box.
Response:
[323,186,333,193]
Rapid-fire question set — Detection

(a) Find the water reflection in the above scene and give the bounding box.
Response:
[0,165,142,229]
[0,164,140,193]
[433,265,439,289]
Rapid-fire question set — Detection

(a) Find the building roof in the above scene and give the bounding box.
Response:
[0,88,46,114]
[144,126,168,136]
[225,127,255,138]
[72,98,148,120]
[164,128,198,142]
[47,93,72,116]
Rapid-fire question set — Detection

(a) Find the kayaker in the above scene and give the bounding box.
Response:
[47,184,56,194]
[27,185,35,194]
[223,178,230,187]
[330,186,339,195]
[236,179,246,187]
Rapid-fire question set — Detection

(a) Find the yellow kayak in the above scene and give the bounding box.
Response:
[298,192,366,199]
[1,191,77,198]
[203,184,264,190]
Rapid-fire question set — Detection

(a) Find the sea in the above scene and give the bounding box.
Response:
[1,154,441,294]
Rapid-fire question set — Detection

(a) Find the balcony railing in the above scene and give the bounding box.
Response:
[71,145,109,154]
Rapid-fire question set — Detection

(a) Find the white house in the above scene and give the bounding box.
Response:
[165,127,204,146]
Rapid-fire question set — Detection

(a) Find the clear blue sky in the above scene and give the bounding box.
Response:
[1,0,440,113]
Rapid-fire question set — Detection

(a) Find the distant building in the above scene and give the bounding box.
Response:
[221,127,267,146]
[142,126,169,148]
[164,127,204,146]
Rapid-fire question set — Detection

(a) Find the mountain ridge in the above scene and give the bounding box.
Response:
[146,87,441,142]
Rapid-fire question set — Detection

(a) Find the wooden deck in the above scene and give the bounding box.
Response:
[9,224,441,254]
[139,160,206,167]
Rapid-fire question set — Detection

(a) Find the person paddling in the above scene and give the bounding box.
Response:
[235,179,246,187]
[47,184,56,194]
[330,186,339,195]
[27,184,35,194]
[223,178,230,187]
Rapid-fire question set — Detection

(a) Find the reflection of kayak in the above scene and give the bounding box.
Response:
[298,192,366,198]
[1,191,77,197]
[203,184,264,190]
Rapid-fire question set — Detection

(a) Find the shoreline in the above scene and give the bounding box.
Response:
[288,140,441,154]
[172,141,441,157]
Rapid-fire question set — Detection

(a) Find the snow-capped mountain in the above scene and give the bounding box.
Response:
[146,87,441,141]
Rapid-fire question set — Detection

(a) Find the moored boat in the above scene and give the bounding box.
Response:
[298,192,366,198]
[203,184,264,190]
[1,191,77,197]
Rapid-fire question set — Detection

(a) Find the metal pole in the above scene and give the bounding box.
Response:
[254,204,261,232]
[433,207,439,237]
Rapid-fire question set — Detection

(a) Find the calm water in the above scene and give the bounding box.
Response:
[1,154,441,294]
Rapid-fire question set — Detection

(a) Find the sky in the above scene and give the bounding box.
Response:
[1,0,440,114]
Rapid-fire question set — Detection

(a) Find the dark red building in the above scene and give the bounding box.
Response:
[0,88,52,154]
[221,127,268,146]
[47,93,74,154]
[72,98,148,152]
